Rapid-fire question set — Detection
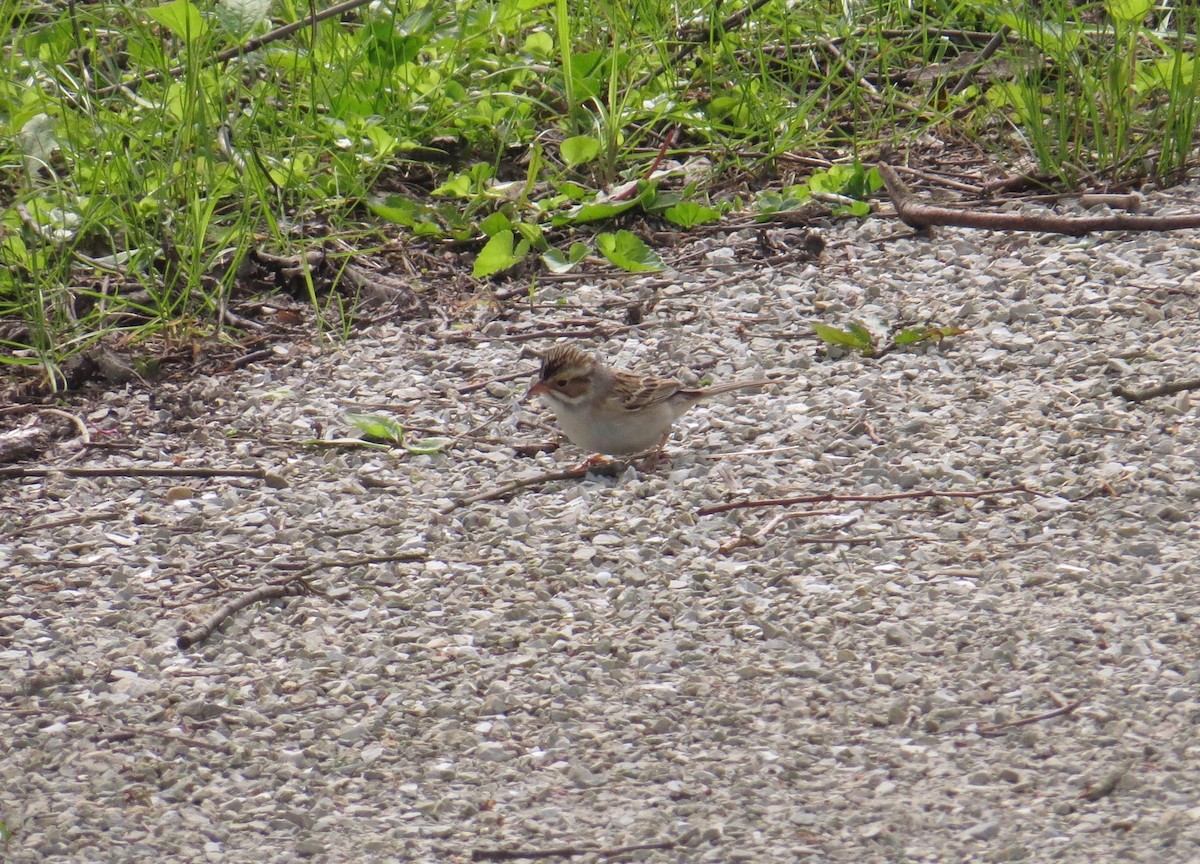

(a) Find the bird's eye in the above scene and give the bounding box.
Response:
[554,378,569,387]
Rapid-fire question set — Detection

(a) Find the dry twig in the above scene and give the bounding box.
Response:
[177,578,320,649]
[0,465,286,485]
[450,460,633,509]
[943,698,1086,736]
[471,838,677,861]
[879,162,1200,235]
[699,484,1032,517]
[1113,377,1200,403]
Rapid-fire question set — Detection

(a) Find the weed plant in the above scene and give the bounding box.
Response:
[0,0,1198,385]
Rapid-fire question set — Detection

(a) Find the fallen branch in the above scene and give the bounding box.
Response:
[177,578,319,649]
[0,505,120,543]
[944,698,1085,736]
[699,484,1032,517]
[878,162,1200,236]
[471,838,677,861]
[1113,376,1200,403]
[948,26,1009,95]
[293,551,428,578]
[0,465,286,487]
[450,460,633,509]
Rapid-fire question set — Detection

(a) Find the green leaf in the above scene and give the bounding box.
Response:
[515,221,548,251]
[404,436,451,455]
[994,12,1081,57]
[663,201,721,228]
[813,322,875,352]
[846,322,873,345]
[473,230,529,278]
[1106,0,1152,23]
[366,195,444,238]
[553,183,654,227]
[893,325,965,346]
[561,135,601,168]
[479,211,512,236]
[893,327,929,346]
[555,181,593,201]
[833,200,872,218]
[345,412,405,445]
[523,30,553,58]
[145,0,207,42]
[497,0,553,32]
[215,0,271,39]
[595,230,663,272]
[542,242,589,274]
[554,197,637,226]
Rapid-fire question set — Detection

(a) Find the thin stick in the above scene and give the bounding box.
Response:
[699,484,1032,516]
[177,579,316,649]
[471,838,676,861]
[0,405,91,445]
[718,508,843,553]
[1114,377,1200,402]
[0,465,283,484]
[450,460,633,509]
[944,699,1086,736]
[948,26,1009,95]
[0,506,120,542]
[879,161,1200,235]
[294,551,427,578]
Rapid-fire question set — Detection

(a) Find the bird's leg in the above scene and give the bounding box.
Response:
[637,433,672,471]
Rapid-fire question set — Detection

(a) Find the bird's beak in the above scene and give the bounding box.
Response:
[526,380,548,399]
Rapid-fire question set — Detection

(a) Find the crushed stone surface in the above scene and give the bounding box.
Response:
[3,190,1200,863]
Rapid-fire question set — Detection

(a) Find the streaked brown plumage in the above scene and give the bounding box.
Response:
[526,345,768,455]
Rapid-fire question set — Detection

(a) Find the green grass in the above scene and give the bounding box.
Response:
[2,0,1199,389]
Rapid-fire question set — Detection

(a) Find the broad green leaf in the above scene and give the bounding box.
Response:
[215,0,271,39]
[553,183,654,227]
[404,437,451,455]
[345,412,405,445]
[813,323,874,352]
[497,0,553,32]
[553,197,637,226]
[479,211,512,236]
[1106,0,1152,22]
[561,135,601,167]
[595,230,663,272]
[555,181,593,201]
[367,196,427,227]
[145,0,207,42]
[433,173,473,197]
[894,325,964,346]
[515,221,548,251]
[524,30,553,58]
[473,230,529,277]
[542,249,574,273]
[846,323,873,344]
[542,242,589,274]
[834,200,872,218]
[893,327,930,346]
[994,12,1080,57]
[663,201,720,228]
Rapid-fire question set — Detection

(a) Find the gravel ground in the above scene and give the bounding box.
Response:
[3,190,1200,864]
